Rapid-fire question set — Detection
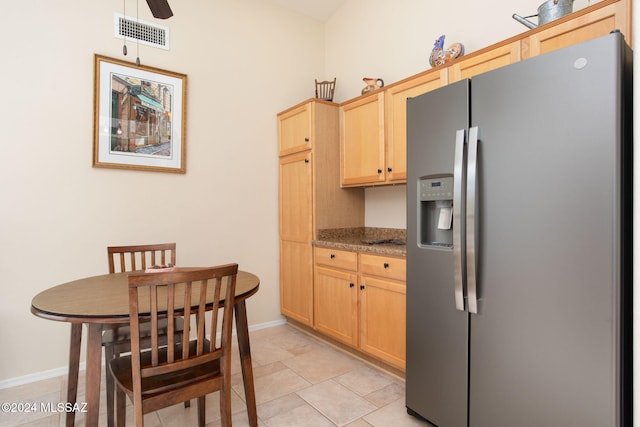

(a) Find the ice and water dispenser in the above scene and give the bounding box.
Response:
[419,175,454,247]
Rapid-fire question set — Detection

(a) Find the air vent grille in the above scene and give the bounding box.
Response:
[114,14,170,50]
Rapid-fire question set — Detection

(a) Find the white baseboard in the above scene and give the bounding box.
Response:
[0,364,86,390]
[0,318,287,390]
[244,318,286,332]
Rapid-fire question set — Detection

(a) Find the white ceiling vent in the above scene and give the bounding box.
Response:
[114,14,170,50]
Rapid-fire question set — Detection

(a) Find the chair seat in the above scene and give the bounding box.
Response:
[102,317,185,345]
[109,340,221,397]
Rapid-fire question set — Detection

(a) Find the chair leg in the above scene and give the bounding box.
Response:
[115,388,127,427]
[197,396,206,427]
[105,346,115,427]
[220,384,232,427]
[133,396,144,427]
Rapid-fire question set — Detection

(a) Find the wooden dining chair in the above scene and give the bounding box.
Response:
[315,78,336,101]
[109,264,238,427]
[104,243,188,427]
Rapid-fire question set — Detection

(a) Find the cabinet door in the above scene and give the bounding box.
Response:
[449,41,521,83]
[280,240,313,325]
[360,276,406,369]
[340,92,385,186]
[279,151,313,326]
[279,151,313,242]
[278,103,312,156]
[314,266,358,346]
[524,0,630,59]
[385,70,448,183]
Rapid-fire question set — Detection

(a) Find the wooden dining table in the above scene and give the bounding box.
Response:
[31,269,260,427]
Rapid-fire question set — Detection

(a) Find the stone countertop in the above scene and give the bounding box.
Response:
[313,227,406,257]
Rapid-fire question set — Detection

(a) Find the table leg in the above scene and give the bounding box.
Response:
[65,323,82,427]
[234,301,257,427]
[85,323,103,427]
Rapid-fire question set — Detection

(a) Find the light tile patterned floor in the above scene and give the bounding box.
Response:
[0,324,428,426]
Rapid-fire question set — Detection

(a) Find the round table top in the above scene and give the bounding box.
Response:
[31,270,260,324]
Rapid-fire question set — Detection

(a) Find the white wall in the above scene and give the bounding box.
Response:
[326,0,595,101]
[0,0,618,386]
[0,0,324,382]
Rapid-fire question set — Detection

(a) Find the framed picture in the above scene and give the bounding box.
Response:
[93,54,187,173]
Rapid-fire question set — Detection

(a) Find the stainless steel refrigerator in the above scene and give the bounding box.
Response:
[406,32,632,427]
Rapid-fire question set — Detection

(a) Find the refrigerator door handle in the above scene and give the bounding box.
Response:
[453,129,466,311]
[466,126,479,314]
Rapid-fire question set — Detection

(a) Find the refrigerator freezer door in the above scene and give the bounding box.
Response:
[406,80,470,426]
[468,33,626,427]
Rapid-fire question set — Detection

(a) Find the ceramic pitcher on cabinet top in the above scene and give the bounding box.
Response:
[361,77,384,95]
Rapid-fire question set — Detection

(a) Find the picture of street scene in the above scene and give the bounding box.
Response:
[110,72,174,157]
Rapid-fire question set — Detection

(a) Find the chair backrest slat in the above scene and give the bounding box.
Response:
[167,283,176,363]
[127,264,238,389]
[182,283,192,360]
[149,285,159,366]
[208,277,220,352]
[128,286,143,390]
[197,280,207,355]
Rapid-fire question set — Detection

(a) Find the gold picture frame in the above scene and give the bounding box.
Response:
[93,54,187,173]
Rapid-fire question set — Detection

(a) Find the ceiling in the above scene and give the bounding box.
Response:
[269,0,346,21]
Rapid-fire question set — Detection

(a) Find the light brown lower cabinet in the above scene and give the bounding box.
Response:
[359,253,406,370]
[280,240,313,325]
[314,265,358,346]
[314,247,406,370]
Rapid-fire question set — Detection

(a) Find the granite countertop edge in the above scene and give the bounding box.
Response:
[312,227,407,257]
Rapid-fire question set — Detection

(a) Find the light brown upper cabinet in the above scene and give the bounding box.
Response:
[340,70,448,187]
[522,0,631,59]
[384,69,448,183]
[448,41,521,83]
[340,92,385,187]
[337,0,630,189]
[278,102,312,157]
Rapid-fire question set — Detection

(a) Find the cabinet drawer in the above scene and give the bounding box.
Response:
[314,247,358,271]
[359,253,406,281]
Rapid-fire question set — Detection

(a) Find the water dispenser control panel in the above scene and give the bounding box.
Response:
[420,177,454,201]
[418,175,454,248]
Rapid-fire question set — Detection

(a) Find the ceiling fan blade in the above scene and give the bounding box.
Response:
[145,0,173,19]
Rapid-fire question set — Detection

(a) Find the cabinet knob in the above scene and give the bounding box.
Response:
[383,263,390,269]
[387,167,392,172]
[330,254,335,259]
[360,285,365,290]
[350,283,355,288]
[304,137,310,142]
[377,169,382,174]
[304,158,310,163]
